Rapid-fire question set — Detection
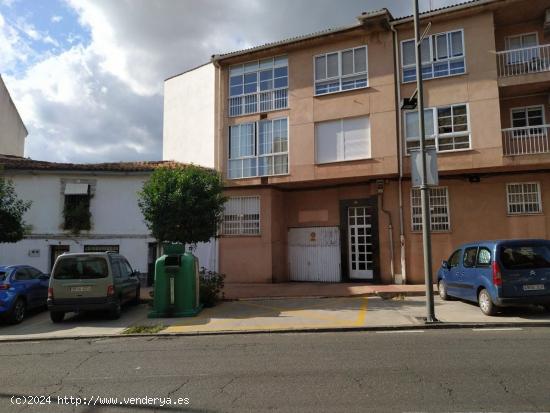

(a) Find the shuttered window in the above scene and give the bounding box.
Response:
[315,116,370,164]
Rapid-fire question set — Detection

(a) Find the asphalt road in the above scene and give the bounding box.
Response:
[1,328,549,412]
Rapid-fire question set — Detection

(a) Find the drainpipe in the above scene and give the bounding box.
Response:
[390,23,407,284]
[212,58,223,273]
[377,182,395,281]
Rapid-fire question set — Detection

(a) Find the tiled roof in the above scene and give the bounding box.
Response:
[391,0,498,23]
[0,154,193,173]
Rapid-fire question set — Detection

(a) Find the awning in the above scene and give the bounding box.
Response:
[64,183,89,195]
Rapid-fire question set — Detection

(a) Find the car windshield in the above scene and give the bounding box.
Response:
[0,270,7,281]
[53,257,108,279]
[500,244,550,270]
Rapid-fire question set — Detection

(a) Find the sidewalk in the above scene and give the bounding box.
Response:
[1,294,550,341]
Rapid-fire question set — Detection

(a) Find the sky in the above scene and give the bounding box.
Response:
[0,0,464,164]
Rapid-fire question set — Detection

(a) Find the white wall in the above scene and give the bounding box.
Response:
[6,173,150,235]
[0,238,153,275]
[163,63,216,168]
[0,76,27,157]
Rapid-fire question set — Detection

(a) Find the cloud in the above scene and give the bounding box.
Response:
[3,0,463,164]
[51,15,62,23]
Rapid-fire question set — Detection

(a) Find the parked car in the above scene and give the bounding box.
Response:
[437,239,550,315]
[48,252,140,323]
[0,265,49,324]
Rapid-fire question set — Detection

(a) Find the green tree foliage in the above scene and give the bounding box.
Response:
[0,175,32,243]
[138,165,226,244]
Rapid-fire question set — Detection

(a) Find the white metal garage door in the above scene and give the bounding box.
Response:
[288,227,341,282]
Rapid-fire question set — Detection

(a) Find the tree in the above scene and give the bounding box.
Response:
[138,165,226,245]
[0,175,32,243]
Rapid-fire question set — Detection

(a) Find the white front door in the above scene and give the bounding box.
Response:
[348,206,374,280]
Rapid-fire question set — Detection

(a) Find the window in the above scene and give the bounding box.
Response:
[314,46,368,95]
[53,256,108,279]
[222,196,260,235]
[500,244,550,270]
[477,248,492,267]
[463,247,478,268]
[63,194,91,232]
[411,187,450,232]
[448,249,461,268]
[228,118,288,179]
[315,116,370,163]
[84,245,120,253]
[229,56,288,117]
[404,104,470,153]
[506,182,542,214]
[505,33,538,64]
[401,30,465,82]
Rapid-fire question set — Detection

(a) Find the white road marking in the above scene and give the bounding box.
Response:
[376,330,425,334]
[472,327,523,332]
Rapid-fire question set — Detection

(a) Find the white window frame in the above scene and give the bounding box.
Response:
[222,196,261,236]
[506,182,542,215]
[401,29,466,83]
[510,105,545,128]
[411,186,451,232]
[228,56,288,117]
[505,32,539,51]
[404,103,471,154]
[315,116,371,164]
[227,117,289,179]
[313,46,368,96]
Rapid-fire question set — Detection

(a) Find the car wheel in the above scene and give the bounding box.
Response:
[131,287,141,305]
[8,298,26,324]
[108,298,122,320]
[50,311,65,323]
[438,280,450,301]
[478,289,497,316]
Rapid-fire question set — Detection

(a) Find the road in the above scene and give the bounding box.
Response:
[1,328,549,412]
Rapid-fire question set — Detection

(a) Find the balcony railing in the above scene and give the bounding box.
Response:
[497,44,550,77]
[228,88,288,117]
[502,125,550,156]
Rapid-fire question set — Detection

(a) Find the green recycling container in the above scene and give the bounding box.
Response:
[148,244,202,318]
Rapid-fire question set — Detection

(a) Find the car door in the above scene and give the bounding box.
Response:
[110,258,124,300]
[28,267,49,306]
[120,259,136,302]
[444,249,462,297]
[13,268,40,308]
[461,247,479,302]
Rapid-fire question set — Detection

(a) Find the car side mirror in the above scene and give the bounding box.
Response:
[442,260,450,270]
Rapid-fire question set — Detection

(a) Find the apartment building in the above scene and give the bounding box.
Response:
[163,0,550,285]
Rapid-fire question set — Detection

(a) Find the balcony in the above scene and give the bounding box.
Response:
[497,44,550,78]
[502,125,550,156]
[229,89,288,117]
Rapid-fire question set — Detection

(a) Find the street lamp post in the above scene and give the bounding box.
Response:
[413,0,437,323]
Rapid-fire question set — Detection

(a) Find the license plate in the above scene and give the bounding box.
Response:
[523,284,545,291]
[70,286,91,293]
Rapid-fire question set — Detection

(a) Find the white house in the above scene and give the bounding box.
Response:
[0,156,218,281]
[0,75,27,157]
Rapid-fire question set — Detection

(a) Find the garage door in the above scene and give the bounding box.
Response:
[288,227,341,282]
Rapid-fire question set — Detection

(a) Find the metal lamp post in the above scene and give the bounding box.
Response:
[413,0,437,323]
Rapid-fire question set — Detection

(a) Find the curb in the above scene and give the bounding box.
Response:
[1,321,549,344]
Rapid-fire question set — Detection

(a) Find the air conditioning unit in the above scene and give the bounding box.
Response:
[544,9,550,36]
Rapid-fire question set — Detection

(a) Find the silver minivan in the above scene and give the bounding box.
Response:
[48,252,140,322]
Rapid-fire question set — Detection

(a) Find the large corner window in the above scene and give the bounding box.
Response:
[222,196,260,235]
[314,46,368,95]
[63,183,91,233]
[401,29,465,83]
[404,103,470,153]
[315,116,370,163]
[411,186,450,232]
[506,182,542,215]
[229,56,288,117]
[228,118,288,179]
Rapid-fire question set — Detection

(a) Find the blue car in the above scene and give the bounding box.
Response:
[437,239,550,316]
[0,265,49,324]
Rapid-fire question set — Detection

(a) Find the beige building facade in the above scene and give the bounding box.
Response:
[164,0,550,285]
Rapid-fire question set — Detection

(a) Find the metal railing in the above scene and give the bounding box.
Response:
[502,125,550,156]
[497,44,550,77]
[228,88,288,117]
